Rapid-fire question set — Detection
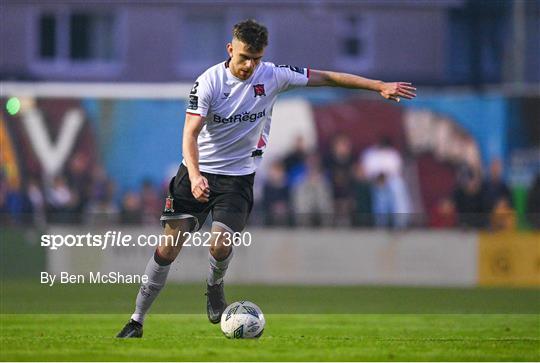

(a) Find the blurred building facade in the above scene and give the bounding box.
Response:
[1,0,539,85]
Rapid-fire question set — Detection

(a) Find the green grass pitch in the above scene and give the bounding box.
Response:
[1,314,538,361]
[1,282,539,361]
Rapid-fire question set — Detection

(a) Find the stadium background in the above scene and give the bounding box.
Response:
[0,0,539,361]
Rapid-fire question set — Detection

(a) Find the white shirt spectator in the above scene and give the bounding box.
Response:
[361,146,403,180]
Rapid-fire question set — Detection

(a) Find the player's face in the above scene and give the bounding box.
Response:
[227,39,264,80]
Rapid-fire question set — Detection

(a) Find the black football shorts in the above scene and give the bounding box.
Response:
[160,164,254,232]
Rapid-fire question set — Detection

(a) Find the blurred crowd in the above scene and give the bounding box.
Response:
[0,152,164,227]
[431,160,540,230]
[1,138,539,230]
[257,135,540,231]
[258,135,411,228]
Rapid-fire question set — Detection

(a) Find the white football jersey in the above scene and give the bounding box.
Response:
[184,60,309,175]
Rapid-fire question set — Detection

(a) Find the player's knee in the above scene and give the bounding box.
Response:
[159,219,194,261]
[209,235,232,260]
[210,245,231,261]
[156,244,181,261]
[164,219,189,235]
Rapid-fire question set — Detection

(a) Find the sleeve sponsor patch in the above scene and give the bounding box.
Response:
[188,95,199,110]
[185,76,210,116]
[277,64,305,75]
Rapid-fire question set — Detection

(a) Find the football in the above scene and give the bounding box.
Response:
[220,301,265,339]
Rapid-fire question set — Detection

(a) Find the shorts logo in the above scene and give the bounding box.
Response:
[253,84,266,97]
[164,197,174,213]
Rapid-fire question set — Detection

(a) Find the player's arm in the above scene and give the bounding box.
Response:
[307,69,416,102]
[183,113,210,202]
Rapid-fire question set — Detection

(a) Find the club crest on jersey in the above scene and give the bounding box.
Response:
[253,84,266,97]
[164,197,174,213]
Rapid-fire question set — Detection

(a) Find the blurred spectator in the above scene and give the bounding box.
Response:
[490,197,516,230]
[362,136,402,179]
[140,179,162,224]
[452,169,485,228]
[526,173,540,229]
[361,136,411,228]
[90,165,109,202]
[262,160,291,226]
[46,175,78,223]
[0,174,6,224]
[86,180,119,225]
[483,159,512,212]
[430,197,457,228]
[372,173,393,228]
[293,153,333,227]
[121,191,142,225]
[26,178,46,226]
[66,152,92,218]
[352,163,372,227]
[325,134,355,226]
[0,168,11,223]
[2,182,32,224]
[283,135,308,186]
[0,159,29,224]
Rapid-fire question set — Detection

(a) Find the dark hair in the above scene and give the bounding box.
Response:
[232,19,268,52]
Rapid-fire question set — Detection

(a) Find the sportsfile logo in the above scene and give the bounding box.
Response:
[213,109,266,124]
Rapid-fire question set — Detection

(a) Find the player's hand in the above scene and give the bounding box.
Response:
[190,175,210,203]
[379,82,416,102]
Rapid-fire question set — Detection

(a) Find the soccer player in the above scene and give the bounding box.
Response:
[117,19,416,338]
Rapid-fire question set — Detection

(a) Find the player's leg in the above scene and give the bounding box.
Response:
[131,218,193,322]
[117,165,210,337]
[116,217,193,338]
[206,222,234,323]
[205,172,254,323]
[208,222,234,283]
